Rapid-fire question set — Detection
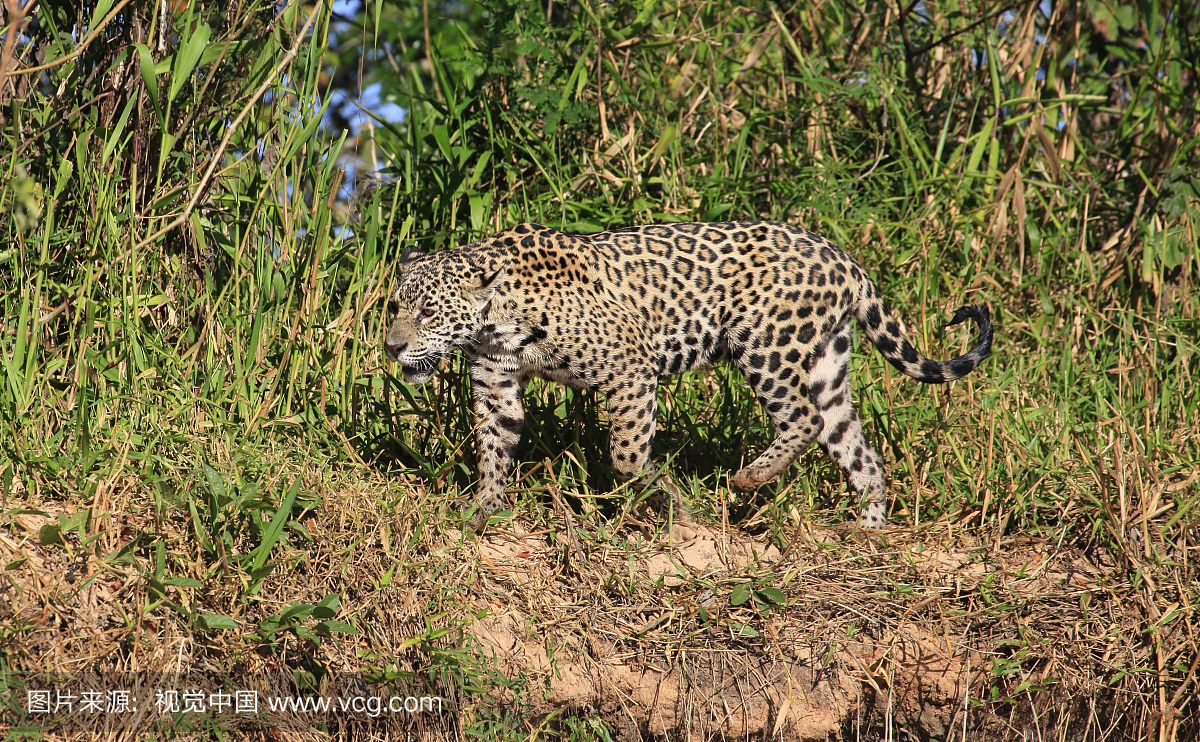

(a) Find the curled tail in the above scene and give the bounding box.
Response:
[856,286,993,384]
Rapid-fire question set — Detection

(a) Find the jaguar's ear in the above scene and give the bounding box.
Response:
[470,266,506,309]
[398,245,424,265]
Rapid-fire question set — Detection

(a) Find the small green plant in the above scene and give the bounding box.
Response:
[729,577,788,612]
[256,594,358,648]
[144,539,204,619]
[184,466,320,596]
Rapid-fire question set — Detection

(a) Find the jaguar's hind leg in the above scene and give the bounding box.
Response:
[808,322,889,528]
[603,371,690,522]
[730,342,824,491]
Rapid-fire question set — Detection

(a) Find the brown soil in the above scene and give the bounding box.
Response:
[463,522,1133,740]
[1,479,1194,741]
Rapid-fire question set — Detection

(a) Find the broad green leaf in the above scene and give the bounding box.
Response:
[433,125,452,161]
[315,620,358,635]
[51,159,74,201]
[249,478,302,573]
[204,463,227,501]
[135,44,162,119]
[59,510,89,534]
[294,626,319,642]
[755,587,787,607]
[101,97,136,165]
[38,524,63,547]
[648,125,677,163]
[966,117,994,174]
[469,193,486,232]
[170,23,212,102]
[199,613,238,630]
[88,0,116,29]
[280,603,315,623]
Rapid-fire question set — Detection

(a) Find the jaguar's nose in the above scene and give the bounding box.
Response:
[384,341,406,360]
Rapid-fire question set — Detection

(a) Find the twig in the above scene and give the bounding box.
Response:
[3,0,135,78]
[0,0,38,102]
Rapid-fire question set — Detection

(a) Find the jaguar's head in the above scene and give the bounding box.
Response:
[384,246,505,384]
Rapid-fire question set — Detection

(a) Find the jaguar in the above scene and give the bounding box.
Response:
[384,221,993,531]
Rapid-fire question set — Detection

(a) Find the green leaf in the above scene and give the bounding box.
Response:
[293,626,319,642]
[169,23,212,102]
[188,497,212,553]
[648,124,677,163]
[280,603,315,623]
[755,587,787,607]
[51,158,75,201]
[161,576,205,588]
[467,150,492,187]
[199,613,238,630]
[730,582,751,606]
[433,125,452,161]
[89,0,116,29]
[702,203,734,221]
[966,117,994,174]
[469,193,486,232]
[38,524,63,547]
[204,463,227,501]
[101,96,137,166]
[135,44,163,121]
[59,509,89,534]
[315,620,358,635]
[1113,4,1136,29]
[249,478,302,573]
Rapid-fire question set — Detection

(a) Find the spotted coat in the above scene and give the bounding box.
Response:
[384,222,993,530]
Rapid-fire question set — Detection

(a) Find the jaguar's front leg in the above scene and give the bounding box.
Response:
[467,362,525,530]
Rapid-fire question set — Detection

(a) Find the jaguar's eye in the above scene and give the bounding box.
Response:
[419,306,435,319]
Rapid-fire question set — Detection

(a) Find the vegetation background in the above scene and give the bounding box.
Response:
[0,0,1197,739]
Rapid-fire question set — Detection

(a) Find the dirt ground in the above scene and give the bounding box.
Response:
[1,488,1193,741]
[466,522,1142,740]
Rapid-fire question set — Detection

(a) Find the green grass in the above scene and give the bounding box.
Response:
[1,0,1199,739]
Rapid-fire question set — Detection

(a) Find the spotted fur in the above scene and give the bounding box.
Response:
[384,222,993,530]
